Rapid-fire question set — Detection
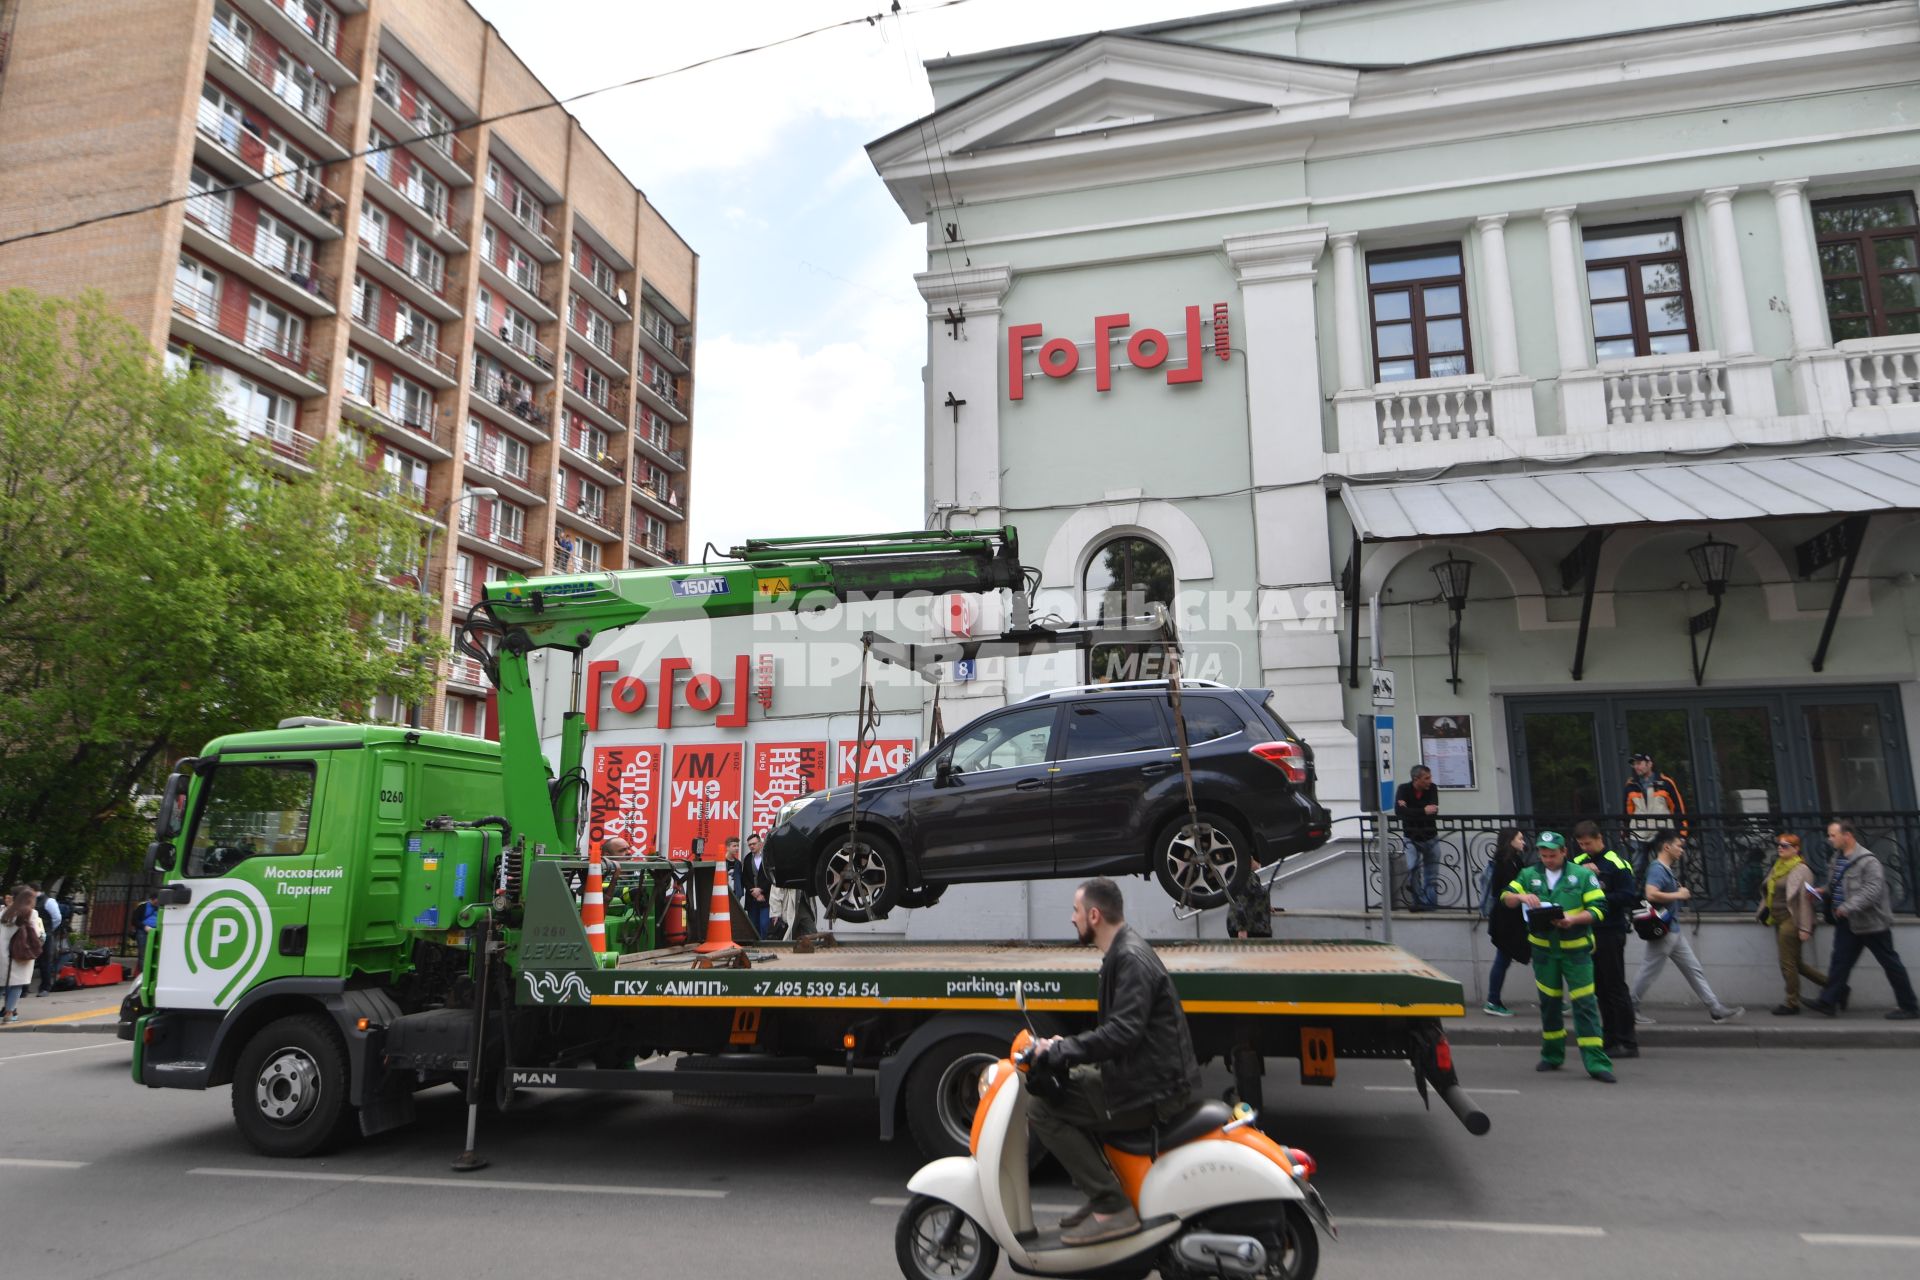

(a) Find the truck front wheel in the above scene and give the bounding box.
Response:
[231,1013,354,1157]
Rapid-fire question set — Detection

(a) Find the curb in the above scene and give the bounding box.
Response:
[3,1022,121,1037]
[1444,1022,1920,1050]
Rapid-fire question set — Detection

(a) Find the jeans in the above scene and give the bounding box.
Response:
[1487,949,1513,1005]
[1592,930,1636,1049]
[1631,927,1734,1017]
[1820,922,1919,1013]
[1029,1064,1188,1213]
[1403,838,1440,909]
[3,983,24,1017]
[37,934,63,992]
[745,902,771,941]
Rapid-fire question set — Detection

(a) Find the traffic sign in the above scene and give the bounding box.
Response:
[1370,667,1395,707]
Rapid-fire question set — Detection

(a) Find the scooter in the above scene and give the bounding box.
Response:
[894,986,1334,1280]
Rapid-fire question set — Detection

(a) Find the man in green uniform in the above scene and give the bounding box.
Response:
[1503,831,1616,1083]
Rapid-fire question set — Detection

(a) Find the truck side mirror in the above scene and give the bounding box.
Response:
[154,770,189,841]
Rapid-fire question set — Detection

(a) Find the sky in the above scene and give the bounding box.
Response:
[471,0,1240,556]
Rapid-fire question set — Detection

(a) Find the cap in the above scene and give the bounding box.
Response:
[1628,752,1652,763]
[1537,831,1566,851]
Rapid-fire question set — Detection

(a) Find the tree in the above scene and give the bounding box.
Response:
[0,289,442,886]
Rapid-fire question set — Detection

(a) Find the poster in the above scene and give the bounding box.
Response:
[666,743,745,860]
[588,745,663,858]
[1418,714,1476,790]
[751,741,828,838]
[835,738,918,785]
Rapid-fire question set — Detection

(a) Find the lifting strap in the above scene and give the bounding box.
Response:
[1163,639,1205,921]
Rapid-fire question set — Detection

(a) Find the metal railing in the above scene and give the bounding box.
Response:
[470,367,551,431]
[566,374,627,420]
[171,276,325,382]
[640,308,687,359]
[183,197,335,301]
[372,77,474,169]
[357,226,453,303]
[207,21,351,151]
[268,0,340,57]
[233,414,317,465]
[342,372,440,447]
[484,320,554,373]
[562,435,624,479]
[458,507,527,554]
[194,101,345,225]
[464,441,531,485]
[635,480,681,511]
[1360,811,1920,916]
[365,162,461,243]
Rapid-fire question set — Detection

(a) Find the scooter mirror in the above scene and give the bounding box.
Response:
[1012,980,1027,1013]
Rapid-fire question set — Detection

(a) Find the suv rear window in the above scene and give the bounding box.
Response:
[1248,692,1296,741]
[1172,697,1246,744]
[1062,699,1170,759]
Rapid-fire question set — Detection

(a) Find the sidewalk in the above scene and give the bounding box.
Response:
[1446,1000,1920,1049]
[2,983,128,1035]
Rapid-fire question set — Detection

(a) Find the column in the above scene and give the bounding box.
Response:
[1545,205,1608,430]
[1329,231,1377,452]
[1771,179,1852,413]
[914,263,1013,518]
[1475,213,1538,438]
[1701,187,1777,416]
[1223,226,1358,813]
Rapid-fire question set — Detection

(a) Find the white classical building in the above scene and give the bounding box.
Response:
[867,0,1920,902]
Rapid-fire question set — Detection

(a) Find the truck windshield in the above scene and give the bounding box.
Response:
[185,762,317,878]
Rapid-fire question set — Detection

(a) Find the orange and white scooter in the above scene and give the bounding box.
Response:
[894,984,1334,1280]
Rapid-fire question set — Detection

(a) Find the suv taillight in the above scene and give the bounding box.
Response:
[1249,740,1308,784]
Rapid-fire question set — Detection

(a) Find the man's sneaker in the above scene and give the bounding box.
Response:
[1711,1006,1745,1023]
[1886,1008,1920,1021]
[1808,999,1837,1017]
[1483,1002,1514,1017]
[1057,1203,1096,1231]
[1061,1205,1141,1246]
[1633,1010,1656,1026]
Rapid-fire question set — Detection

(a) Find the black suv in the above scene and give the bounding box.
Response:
[764,682,1330,922]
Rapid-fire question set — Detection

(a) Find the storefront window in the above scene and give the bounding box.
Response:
[1804,703,1895,812]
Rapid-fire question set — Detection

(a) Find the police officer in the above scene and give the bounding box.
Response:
[1572,820,1640,1058]
[1503,831,1616,1083]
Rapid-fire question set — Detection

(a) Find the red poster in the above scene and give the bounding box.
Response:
[751,741,828,838]
[835,738,918,785]
[589,745,663,858]
[667,743,745,860]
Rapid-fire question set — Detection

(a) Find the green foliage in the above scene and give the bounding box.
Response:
[0,289,442,885]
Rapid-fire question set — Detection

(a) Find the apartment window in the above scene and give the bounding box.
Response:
[371,692,408,725]
[262,133,316,201]
[485,160,503,203]
[382,448,429,503]
[374,58,400,109]
[578,539,602,572]
[388,376,432,431]
[577,479,606,522]
[252,211,312,280]
[1366,244,1472,382]
[576,360,609,407]
[1814,192,1919,339]
[393,301,433,359]
[187,166,230,230]
[403,232,443,293]
[247,296,303,360]
[367,127,394,182]
[495,501,525,545]
[407,168,449,224]
[272,53,328,127]
[225,374,294,441]
[210,3,251,62]
[582,304,614,355]
[443,696,466,734]
[199,84,245,151]
[499,434,528,480]
[345,349,374,401]
[282,0,338,54]
[454,553,475,605]
[501,304,536,355]
[505,240,539,294]
[465,417,485,462]
[353,277,380,326]
[644,515,666,546]
[511,186,542,234]
[1583,220,1697,359]
[416,98,453,155]
[359,202,388,255]
[175,256,221,324]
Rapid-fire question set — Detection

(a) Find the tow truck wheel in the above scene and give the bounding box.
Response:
[814,834,904,923]
[231,1013,354,1157]
[1152,811,1253,910]
[904,1035,1047,1169]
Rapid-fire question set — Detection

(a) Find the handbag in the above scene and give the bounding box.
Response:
[1631,900,1669,941]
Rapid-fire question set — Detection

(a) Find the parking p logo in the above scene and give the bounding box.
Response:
[179,881,274,1008]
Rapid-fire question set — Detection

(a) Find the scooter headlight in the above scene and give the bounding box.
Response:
[978,1062,1003,1098]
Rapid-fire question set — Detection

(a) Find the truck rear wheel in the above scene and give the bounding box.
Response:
[903,1034,1043,1169]
[231,1013,354,1157]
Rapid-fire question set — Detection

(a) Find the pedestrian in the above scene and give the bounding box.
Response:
[1393,765,1442,911]
[130,891,160,961]
[1623,753,1686,871]
[1630,829,1744,1025]
[1758,834,1827,1015]
[32,883,65,996]
[1226,859,1273,939]
[1500,831,1615,1082]
[3,886,46,1024]
[739,834,772,940]
[1809,821,1918,1020]
[1572,821,1640,1058]
[1479,826,1530,1016]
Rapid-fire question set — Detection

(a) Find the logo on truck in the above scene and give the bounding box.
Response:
[181,881,273,1008]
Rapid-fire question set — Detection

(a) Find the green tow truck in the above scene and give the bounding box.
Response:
[129,529,1486,1159]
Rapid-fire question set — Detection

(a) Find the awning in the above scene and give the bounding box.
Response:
[1339,448,1920,542]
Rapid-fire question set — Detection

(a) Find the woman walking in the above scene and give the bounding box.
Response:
[1760,835,1827,1015]
[2,886,46,1024]
[1480,827,1530,1016]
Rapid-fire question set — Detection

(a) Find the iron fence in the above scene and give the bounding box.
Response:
[1360,812,1920,916]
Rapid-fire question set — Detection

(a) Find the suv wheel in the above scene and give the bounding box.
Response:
[815,834,904,923]
[1152,811,1253,910]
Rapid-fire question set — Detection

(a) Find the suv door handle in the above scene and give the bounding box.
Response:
[1014,777,1047,791]
[1140,763,1175,777]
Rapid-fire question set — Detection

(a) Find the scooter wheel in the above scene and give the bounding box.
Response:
[895,1195,999,1280]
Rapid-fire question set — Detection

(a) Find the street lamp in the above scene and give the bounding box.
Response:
[408,486,496,728]
[1685,534,1735,685]
[1432,555,1472,692]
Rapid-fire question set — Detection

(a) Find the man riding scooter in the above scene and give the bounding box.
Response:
[1029,877,1202,1246]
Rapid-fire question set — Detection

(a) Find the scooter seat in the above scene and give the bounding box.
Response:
[1105,1098,1233,1156]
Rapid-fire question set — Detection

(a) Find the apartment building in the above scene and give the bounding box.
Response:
[871,0,1920,842]
[0,0,697,739]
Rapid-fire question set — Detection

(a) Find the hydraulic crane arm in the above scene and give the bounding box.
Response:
[462,528,1026,861]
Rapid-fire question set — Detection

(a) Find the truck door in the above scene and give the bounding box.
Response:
[154,754,329,1011]
[907,704,1060,876]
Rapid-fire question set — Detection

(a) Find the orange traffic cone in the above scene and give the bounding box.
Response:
[693,860,736,953]
[582,855,606,954]
[662,869,688,946]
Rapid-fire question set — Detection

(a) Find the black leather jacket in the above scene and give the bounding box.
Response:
[1056,925,1201,1113]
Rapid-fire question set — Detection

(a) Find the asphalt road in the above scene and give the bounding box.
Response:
[3,1034,1916,1279]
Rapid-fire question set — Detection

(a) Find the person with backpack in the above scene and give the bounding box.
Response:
[31,883,64,996]
[3,885,47,1024]
[1479,827,1531,1016]
[131,891,161,962]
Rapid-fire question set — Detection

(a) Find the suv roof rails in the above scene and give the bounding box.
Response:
[276,716,359,729]
[1015,678,1230,704]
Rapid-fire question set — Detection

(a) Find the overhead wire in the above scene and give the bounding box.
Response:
[0,0,981,251]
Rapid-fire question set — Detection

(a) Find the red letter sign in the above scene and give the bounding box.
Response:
[667,744,744,860]
[589,745,663,858]
[836,738,918,785]
[751,741,828,838]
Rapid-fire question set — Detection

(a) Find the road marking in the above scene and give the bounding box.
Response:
[1341,1216,1605,1237]
[8,1005,120,1028]
[1802,1233,1920,1249]
[0,1040,124,1064]
[188,1168,727,1199]
[0,1158,90,1170]
[871,1196,1078,1213]
[1363,1085,1522,1095]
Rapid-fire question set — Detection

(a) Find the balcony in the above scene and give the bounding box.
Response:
[363,162,467,255]
[556,490,617,539]
[628,537,678,567]
[348,300,458,389]
[456,509,541,569]
[567,316,629,379]
[635,367,686,423]
[477,250,556,322]
[563,378,628,435]
[571,253,630,317]
[1336,374,1498,451]
[637,307,689,373]
[180,197,336,315]
[230,0,356,87]
[484,186,561,264]
[560,434,623,487]
[170,277,328,393]
[193,100,345,241]
[355,231,461,323]
[1839,334,1920,408]
[632,419,686,472]
[341,375,452,461]
[631,480,684,521]
[368,81,474,188]
[462,441,543,505]
[445,651,490,691]
[472,321,556,385]
[468,367,552,441]
[206,23,352,160]
[230,412,320,472]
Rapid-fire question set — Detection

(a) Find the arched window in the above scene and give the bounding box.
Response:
[1082,536,1174,681]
